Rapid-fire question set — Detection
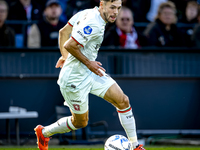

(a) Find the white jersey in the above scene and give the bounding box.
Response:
[58,7,106,89]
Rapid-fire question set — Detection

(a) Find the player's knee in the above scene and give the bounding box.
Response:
[73,119,88,128]
[117,94,130,109]
[122,94,130,107]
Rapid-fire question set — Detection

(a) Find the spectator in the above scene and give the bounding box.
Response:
[0,0,15,47]
[27,0,65,48]
[179,1,198,23]
[169,0,197,20]
[146,0,168,22]
[7,0,43,33]
[178,1,198,47]
[143,1,185,47]
[191,5,200,48]
[34,0,68,23]
[102,7,145,49]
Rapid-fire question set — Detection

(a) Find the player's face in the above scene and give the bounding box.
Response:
[101,0,122,23]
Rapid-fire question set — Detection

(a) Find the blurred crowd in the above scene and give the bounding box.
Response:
[0,0,200,48]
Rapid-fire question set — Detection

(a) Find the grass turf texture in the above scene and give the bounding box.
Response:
[0,147,200,150]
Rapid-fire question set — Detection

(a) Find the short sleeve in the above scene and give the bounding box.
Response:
[71,22,99,47]
[68,11,82,27]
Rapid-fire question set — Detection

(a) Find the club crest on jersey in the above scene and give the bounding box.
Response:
[83,26,92,35]
[73,104,80,111]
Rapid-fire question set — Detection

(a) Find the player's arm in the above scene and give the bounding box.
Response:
[64,37,105,77]
[56,23,72,68]
[59,23,72,59]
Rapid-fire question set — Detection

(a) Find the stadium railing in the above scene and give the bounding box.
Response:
[0,46,200,78]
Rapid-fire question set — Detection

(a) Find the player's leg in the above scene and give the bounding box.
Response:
[90,72,144,149]
[42,110,88,137]
[41,86,90,136]
[34,111,88,150]
[104,83,145,150]
[103,83,139,148]
[103,83,129,109]
[35,86,89,150]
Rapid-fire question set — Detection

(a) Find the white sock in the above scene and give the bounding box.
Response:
[42,116,77,137]
[117,106,139,148]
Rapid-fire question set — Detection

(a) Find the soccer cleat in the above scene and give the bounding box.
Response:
[34,125,50,150]
[134,144,146,150]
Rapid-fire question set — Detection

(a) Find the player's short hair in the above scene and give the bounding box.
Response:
[101,0,123,2]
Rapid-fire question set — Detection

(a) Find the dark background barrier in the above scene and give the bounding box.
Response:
[0,47,200,137]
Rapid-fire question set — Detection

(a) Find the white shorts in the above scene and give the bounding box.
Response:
[60,71,116,114]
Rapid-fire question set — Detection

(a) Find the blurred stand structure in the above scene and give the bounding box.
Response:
[0,47,200,146]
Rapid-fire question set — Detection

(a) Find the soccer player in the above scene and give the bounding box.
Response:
[34,0,145,150]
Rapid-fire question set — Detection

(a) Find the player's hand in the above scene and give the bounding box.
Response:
[87,61,106,77]
[55,56,66,68]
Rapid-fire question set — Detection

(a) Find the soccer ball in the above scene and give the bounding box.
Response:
[104,135,132,150]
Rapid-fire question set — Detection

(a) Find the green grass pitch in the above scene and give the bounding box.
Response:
[0,146,200,150]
